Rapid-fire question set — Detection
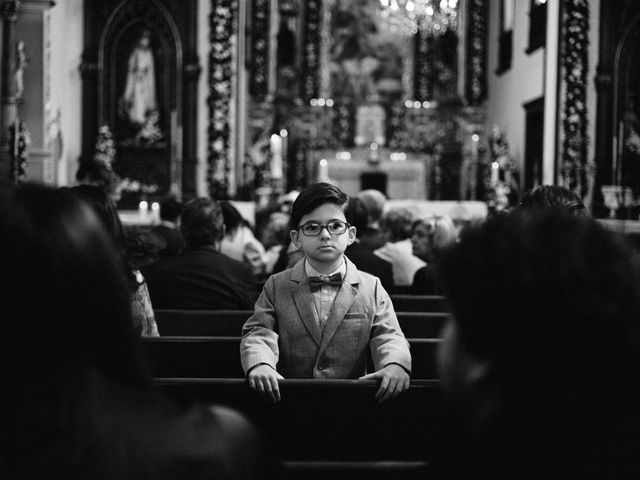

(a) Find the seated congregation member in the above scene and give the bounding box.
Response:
[219,201,267,278]
[344,197,395,293]
[356,189,387,251]
[151,196,185,256]
[69,184,158,337]
[144,197,260,310]
[374,206,426,288]
[435,211,640,478]
[518,184,587,215]
[1,183,265,480]
[241,183,411,403]
[410,214,457,295]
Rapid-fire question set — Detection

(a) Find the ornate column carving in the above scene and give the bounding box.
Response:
[0,0,23,183]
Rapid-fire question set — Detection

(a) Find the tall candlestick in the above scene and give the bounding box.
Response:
[318,158,329,182]
[270,134,283,179]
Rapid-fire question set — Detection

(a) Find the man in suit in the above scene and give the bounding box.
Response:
[241,183,410,403]
[143,198,260,310]
[345,197,395,293]
[151,196,185,256]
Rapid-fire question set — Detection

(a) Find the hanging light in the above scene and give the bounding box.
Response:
[378,0,458,36]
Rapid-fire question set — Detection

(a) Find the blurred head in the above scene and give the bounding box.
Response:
[220,201,246,237]
[180,197,224,249]
[518,185,586,215]
[437,211,640,414]
[380,207,414,242]
[357,189,386,225]
[159,196,183,223]
[345,197,368,235]
[0,183,145,386]
[411,214,457,263]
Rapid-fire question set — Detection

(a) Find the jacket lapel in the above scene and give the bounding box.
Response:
[319,257,360,351]
[290,259,323,344]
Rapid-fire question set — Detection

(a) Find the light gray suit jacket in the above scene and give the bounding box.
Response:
[240,257,411,378]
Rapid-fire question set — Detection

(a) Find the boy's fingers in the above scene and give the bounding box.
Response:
[358,372,378,380]
[269,376,281,402]
[375,376,391,401]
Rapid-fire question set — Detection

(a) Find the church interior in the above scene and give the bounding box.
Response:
[4,1,640,479]
[2,0,636,223]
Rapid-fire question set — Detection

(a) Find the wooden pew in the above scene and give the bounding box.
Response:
[142,337,441,379]
[156,378,441,464]
[155,309,449,338]
[390,294,448,313]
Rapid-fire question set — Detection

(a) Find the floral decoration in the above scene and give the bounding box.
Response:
[559,0,589,197]
[482,126,520,215]
[465,0,488,105]
[249,0,270,100]
[207,0,237,198]
[9,119,31,183]
[301,0,321,101]
[414,28,434,100]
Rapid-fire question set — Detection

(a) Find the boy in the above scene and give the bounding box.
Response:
[241,183,411,403]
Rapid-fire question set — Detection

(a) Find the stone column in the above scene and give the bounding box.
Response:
[0,0,23,183]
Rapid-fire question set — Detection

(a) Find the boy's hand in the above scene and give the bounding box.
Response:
[247,364,284,403]
[358,364,410,403]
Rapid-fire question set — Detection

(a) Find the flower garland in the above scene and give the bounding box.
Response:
[414,28,434,100]
[559,0,589,196]
[301,0,321,101]
[9,119,31,183]
[465,0,488,105]
[208,0,237,198]
[249,0,270,101]
[482,126,520,215]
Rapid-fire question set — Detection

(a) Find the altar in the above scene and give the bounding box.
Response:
[309,148,430,199]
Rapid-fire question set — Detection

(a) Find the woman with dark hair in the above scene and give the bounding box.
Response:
[69,184,158,336]
[219,200,267,277]
[1,183,264,480]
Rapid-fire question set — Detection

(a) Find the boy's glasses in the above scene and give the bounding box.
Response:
[299,221,350,236]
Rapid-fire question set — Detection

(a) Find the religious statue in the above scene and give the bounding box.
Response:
[14,40,27,99]
[120,30,158,127]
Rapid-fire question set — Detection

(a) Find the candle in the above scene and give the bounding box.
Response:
[491,162,500,187]
[151,202,160,222]
[471,133,479,159]
[139,200,148,221]
[270,134,283,179]
[318,158,329,182]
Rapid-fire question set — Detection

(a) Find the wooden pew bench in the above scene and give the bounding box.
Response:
[156,378,441,464]
[142,337,440,379]
[155,309,449,338]
[390,294,448,313]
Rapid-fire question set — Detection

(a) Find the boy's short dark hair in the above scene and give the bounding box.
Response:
[180,198,224,248]
[289,183,349,231]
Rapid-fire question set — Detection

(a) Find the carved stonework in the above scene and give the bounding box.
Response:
[0,1,23,22]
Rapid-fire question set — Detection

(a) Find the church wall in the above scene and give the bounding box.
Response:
[485,0,545,181]
[49,0,84,186]
[586,0,600,184]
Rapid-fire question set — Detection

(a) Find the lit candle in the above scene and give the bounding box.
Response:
[318,158,329,182]
[491,162,500,187]
[151,201,160,222]
[471,133,479,159]
[270,134,283,179]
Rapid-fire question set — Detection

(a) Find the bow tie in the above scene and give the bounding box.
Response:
[308,273,343,292]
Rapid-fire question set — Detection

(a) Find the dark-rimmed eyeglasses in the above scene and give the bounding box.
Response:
[298,221,350,236]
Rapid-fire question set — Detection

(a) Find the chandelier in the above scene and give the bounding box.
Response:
[378,0,458,36]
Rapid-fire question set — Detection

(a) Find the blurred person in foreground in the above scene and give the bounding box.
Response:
[434,210,640,479]
[1,183,265,480]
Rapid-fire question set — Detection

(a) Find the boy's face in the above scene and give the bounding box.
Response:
[290,202,356,272]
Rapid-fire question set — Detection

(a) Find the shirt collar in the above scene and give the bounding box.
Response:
[305,257,346,279]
